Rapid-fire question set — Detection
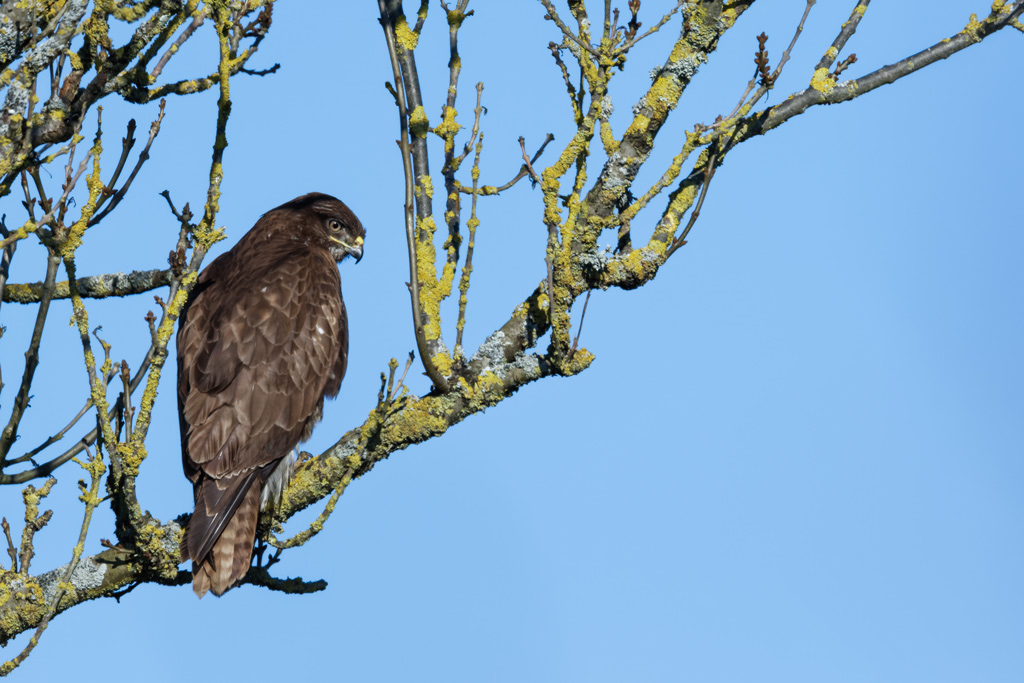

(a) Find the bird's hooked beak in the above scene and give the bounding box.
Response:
[331,234,364,263]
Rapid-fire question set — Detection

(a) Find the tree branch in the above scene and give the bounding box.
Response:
[379,0,452,392]
[1,268,172,304]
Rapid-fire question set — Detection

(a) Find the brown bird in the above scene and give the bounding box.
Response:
[176,192,364,597]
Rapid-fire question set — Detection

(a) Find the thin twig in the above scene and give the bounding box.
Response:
[519,136,542,185]
[458,133,554,195]
[151,7,208,79]
[617,0,685,53]
[722,1,815,123]
[439,1,474,275]
[455,81,484,167]
[91,118,137,216]
[539,0,601,57]
[388,352,415,403]
[770,0,816,84]
[603,0,613,43]
[545,251,556,315]
[239,64,280,77]
[119,361,134,438]
[569,289,591,359]
[412,0,430,34]
[666,150,718,258]
[379,360,398,407]
[455,123,484,357]
[17,477,56,577]
[0,151,91,251]
[548,41,581,123]
[0,215,15,329]
[2,517,17,571]
[266,465,356,550]
[6,399,93,467]
[0,253,60,462]
[1,343,152,484]
[88,100,167,227]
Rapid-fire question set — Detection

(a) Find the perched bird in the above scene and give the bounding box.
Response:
[176,192,364,598]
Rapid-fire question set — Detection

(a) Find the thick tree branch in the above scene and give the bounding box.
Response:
[1,268,172,304]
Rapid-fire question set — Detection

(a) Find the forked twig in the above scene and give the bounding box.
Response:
[519,136,542,185]
[539,0,601,57]
[459,133,554,195]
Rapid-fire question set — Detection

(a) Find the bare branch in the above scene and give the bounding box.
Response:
[548,41,582,123]
[151,6,208,80]
[241,566,327,594]
[617,0,685,52]
[456,133,554,195]
[519,136,543,185]
[88,100,167,227]
[0,253,60,463]
[751,4,1022,149]
[539,0,601,57]
[455,124,484,358]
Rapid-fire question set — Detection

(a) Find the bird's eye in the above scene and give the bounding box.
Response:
[328,219,342,232]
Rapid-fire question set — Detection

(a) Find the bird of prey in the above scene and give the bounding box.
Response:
[176,192,364,598]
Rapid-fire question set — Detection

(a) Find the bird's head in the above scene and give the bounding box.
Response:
[277,192,365,263]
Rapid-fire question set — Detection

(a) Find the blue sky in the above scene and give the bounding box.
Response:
[3,1,1022,680]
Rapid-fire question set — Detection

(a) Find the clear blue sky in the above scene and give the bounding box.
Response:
[3,1,1022,680]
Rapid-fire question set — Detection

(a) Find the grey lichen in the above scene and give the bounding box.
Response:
[157,520,183,557]
[469,329,508,372]
[493,352,542,383]
[579,249,611,284]
[602,149,642,190]
[36,557,108,604]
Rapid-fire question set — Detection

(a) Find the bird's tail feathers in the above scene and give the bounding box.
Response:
[182,469,263,598]
[191,480,262,598]
[184,469,260,564]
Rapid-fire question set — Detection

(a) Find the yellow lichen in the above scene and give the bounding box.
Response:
[409,105,429,138]
[461,371,505,411]
[431,351,453,377]
[394,15,419,50]
[433,106,460,153]
[600,120,619,154]
[963,13,983,42]
[810,67,835,95]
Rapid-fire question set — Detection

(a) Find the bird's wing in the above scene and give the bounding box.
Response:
[322,295,349,399]
[180,247,342,474]
[177,246,343,570]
